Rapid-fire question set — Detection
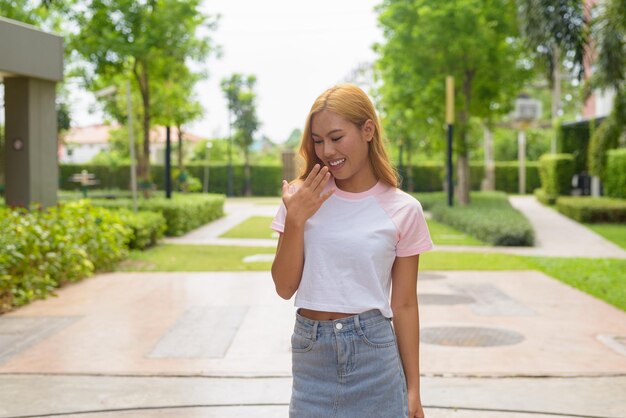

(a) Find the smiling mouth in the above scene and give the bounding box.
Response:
[328,158,346,167]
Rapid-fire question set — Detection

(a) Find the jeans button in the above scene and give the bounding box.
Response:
[335,323,343,330]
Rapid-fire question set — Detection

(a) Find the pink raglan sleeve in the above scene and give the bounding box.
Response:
[271,201,287,233]
[395,198,434,257]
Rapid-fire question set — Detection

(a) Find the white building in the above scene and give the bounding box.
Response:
[58,124,206,164]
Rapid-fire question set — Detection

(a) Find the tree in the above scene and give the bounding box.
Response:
[152,62,204,171]
[221,74,260,196]
[376,0,531,203]
[587,0,626,180]
[71,0,217,186]
[516,0,587,151]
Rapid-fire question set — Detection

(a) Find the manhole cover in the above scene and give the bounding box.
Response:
[421,326,525,347]
[419,293,474,305]
[419,273,446,280]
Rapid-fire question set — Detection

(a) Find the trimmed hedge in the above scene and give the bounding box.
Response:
[534,188,556,205]
[90,193,224,236]
[413,191,534,246]
[605,149,626,199]
[59,163,282,197]
[556,196,626,223]
[538,154,575,200]
[117,209,167,249]
[59,161,540,195]
[0,201,132,312]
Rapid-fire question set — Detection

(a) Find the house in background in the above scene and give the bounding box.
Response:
[583,0,614,121]
[59,124,113,163]
[59,124,206,164]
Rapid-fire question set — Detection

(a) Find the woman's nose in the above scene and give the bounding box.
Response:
[323,142,336,158]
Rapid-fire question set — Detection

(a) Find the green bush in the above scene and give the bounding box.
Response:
[59,162,542,195]
[91,193,224,236]
[0,201,132,312]
[59,163,282,196]
[605,149,626,199]
[556,196,626,223]
[538,154,575,198]
[116,209,167,249]
[414,192,534,246]
[533,188,556,205]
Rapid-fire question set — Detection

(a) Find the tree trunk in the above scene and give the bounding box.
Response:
[456,155,470,205]
[551,44,562,153]
[244,148,251,196]
[177,124,184,170]
[456,69,474,205]
[482,124,495,191]
[406,138,414,192]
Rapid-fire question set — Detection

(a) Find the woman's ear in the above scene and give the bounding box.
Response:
[363,119,375,142]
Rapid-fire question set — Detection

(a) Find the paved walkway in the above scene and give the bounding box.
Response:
[1,196,626,417]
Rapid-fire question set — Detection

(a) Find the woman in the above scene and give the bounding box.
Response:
[271,84,433,418]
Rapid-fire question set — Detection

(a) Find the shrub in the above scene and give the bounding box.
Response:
[116,209,167,249]
[556,196,626,223]
[91,193,224,236]
[605,148,626,199]
[412,192,534,246]
[538,154,575,199]
[534,188,556,205]
[0,201,132,312]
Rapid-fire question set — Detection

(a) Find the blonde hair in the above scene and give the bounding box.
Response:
[297,84,398,188]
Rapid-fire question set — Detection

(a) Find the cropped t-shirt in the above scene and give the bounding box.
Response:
[271,178,433,318]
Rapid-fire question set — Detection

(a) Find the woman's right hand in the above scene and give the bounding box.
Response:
[282,164,335,227]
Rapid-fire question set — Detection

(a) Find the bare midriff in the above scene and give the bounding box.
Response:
[298,308,356,321]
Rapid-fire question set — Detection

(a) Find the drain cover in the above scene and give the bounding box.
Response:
[419,293,474,305]
[421,326,524,347]
[419,273,446,280]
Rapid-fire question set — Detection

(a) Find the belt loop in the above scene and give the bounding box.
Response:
[354,313,364,336]
[312,321,319,341]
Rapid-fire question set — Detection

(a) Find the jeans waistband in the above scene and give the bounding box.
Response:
[294,309,388,339]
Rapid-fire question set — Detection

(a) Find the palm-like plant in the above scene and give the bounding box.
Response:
[587,0,626,180]
[517,0,587,150]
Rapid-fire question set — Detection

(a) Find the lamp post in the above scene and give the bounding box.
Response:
[203,141,212,193]
[445,76,454,207]
[513,94,541,194]
[94,82,138,212]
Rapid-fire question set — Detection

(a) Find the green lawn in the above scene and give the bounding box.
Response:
[220,216,278,239]
[117,244,276,271]
[585,223,626,250]
[117,244,626,312]
[427,219,485,246]
[218,215,483,246]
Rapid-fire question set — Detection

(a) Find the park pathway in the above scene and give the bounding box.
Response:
[1,196,625,417]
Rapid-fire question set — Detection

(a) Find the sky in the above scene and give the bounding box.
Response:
[69,0,383,144]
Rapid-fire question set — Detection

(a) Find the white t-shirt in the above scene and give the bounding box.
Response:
[271,178,433,318]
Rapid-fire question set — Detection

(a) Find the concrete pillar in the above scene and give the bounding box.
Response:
[4,77,58,208]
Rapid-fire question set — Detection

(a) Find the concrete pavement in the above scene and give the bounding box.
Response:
[1,196,626,417]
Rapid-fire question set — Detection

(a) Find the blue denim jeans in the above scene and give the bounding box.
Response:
[289,309,408,418]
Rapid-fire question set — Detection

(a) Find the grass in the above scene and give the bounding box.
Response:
[427,219,485,246]
[585,223,626,250]
[525,257,626,312]
[117,244,276,271]
[220,216,278,239]
[218,215,484,246]
[117,244,626,312]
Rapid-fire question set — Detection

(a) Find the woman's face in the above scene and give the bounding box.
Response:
[310,110,375,185]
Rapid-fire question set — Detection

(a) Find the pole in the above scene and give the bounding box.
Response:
[203,142,211,193]
[446,76,454,207]
[518,129,526,194]
[165,126,172,199]
[227,106,233,197]
[126,79,138,212]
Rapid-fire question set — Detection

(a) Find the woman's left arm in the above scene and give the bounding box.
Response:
[390,254,425,418]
